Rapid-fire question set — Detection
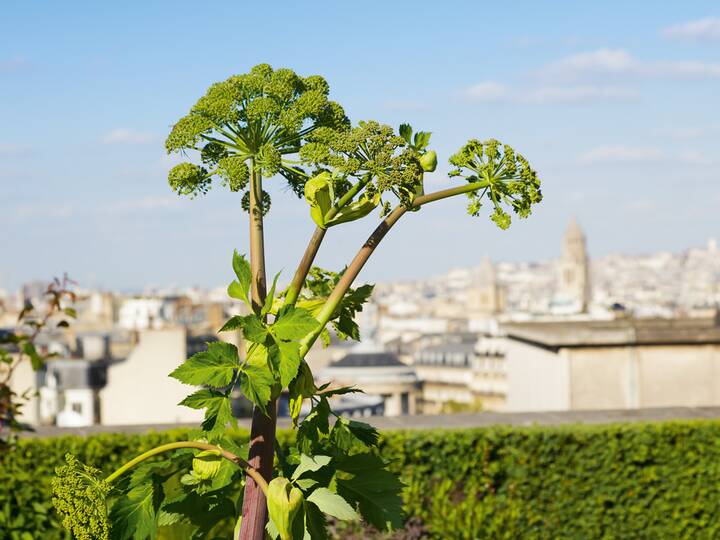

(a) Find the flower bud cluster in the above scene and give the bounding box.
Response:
[51,454,111,540]
[449,139,541,229]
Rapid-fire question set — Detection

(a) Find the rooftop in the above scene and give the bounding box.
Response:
[331,352,405,368]
[504,314,720,350]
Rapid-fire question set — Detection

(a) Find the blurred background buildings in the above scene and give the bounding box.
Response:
[4,220,720,428]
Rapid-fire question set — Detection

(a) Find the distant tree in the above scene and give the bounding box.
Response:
[53,64,542,539]
[0,275,76,448]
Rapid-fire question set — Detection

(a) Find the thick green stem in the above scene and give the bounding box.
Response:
[284,175,373,308]
[241,164,276,540]
[299,179,490,357]
[104,441,268,495]
[284,227,326,307]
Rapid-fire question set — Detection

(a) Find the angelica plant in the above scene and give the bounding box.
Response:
[54,63,542,539]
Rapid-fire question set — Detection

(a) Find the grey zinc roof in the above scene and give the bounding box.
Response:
[332,352,404,368]
[503,314,720,349]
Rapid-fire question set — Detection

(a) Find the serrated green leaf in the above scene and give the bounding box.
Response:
[291,454,332,482]
[297,398,331,455]
[169,342,239,388]
[245,342,268,367]
[179,389,236,435]
[304,501,328,540]
[239,362,274,413]
[262,272,281,316]
[232,250,251,305]
[241,315,268,344]
[335,453,404,531]
[276,341,301,387]
[306,487,359,522]
[227,280,249,305]
[218,315,244,332]
[398,123,412,144]
[109,483,158,540]
[204,395,235,435]
[288,362,316,426]
[332,417,380,451]
[178,388,221,409]
[294,478,318,490]
[272,308,318,341]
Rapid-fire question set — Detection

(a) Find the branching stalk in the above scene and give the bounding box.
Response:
[299,179,490,356]
[104,441,268,495]
[284,227,327,306]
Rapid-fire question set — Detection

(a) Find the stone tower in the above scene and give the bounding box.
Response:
[557,218,590,313]
[469,257,504,315]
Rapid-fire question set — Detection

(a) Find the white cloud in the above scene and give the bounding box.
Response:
[520,85,637,104]
[383,100,430,112]
[461,81,636,104]
[0,144,31,156]
[539,48,720,80]
[579,147,710,166]
[0,56,27,73]
[101,128,157,145]
[462,81,510,102]
[663,17,720,41]
[102,196,182,213]
[12,203,75,221]
[578,146,664,164]
[542,49,638,79]
[660,127,704,140]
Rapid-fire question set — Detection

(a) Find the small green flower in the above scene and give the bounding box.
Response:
[450,139,541,229]
[168,163,211,197]
[52,454,111,540]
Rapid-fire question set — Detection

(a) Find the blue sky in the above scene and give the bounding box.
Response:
[2,1,720,291]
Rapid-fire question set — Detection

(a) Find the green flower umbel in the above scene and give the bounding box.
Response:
[52,454,111,540]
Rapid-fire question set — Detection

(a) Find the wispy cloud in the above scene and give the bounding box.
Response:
[577,145,664,164]
[659,127,705,140]
[102,196,181,213]
[0,56,27,73]
[6,196,182,225]
[0,144,32,156]
[101,128,157,145]
[11,203,75,221]
[383,100,430,112]
[577,145,713,165]
[539,48,720,80]
[663,17,720,41]
[461,81,637,104]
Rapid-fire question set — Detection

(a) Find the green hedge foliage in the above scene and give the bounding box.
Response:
[2,420,720,539]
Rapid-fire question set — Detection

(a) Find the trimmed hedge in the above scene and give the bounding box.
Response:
[2,420,720,539]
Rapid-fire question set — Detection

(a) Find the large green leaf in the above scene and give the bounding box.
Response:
[239,362,274,413]
[109,483,158,540]
[230,250,252,306]
[262,272,281,316]
[169,342,239,388]
[291,454,332,482]
[335,453,404,531]
[275,341,301,387]
[179,389,236,436]
[241,315,268,344]
[306,488,359,522]
[272,308,318,341]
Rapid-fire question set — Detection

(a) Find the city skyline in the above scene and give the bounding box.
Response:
[2,2,720,290]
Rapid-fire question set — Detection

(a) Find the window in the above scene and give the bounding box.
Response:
[71,402,83,414]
